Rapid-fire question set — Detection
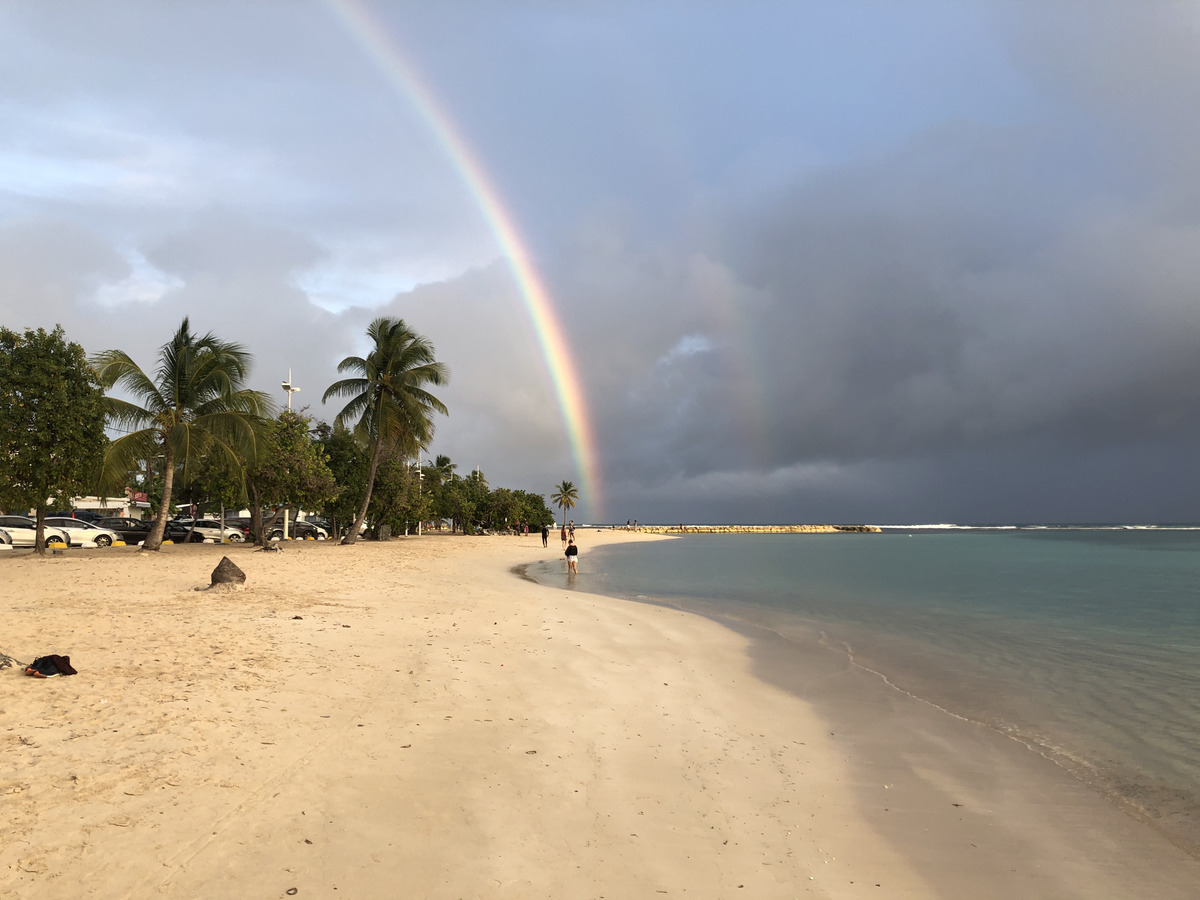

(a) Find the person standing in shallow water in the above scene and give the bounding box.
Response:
[541,524,549,548]
[565,538,579,574]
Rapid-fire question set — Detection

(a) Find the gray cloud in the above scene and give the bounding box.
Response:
[2,2,1199,523]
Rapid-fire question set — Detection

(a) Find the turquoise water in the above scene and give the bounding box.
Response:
[525,528,1200,848]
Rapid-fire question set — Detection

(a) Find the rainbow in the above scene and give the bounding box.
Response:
[325,0,602,517]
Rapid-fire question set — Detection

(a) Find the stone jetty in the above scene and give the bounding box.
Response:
[635,524,881,534]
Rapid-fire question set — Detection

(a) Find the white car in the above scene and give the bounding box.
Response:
[0,516,71,548]
[173,518,246,543]
[44,517,125,548]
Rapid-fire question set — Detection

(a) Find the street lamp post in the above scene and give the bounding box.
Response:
[281,370,300,411]
[417,464,424,536]
[279,371,301,541]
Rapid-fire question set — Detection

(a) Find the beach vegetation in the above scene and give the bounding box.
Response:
[91,318,272,551]
[440,468,488,534]
[245,409,339,543]
[311,421,368,540]
[550,480,579,523]
[173,451,249,541]
[356,445,425,537]
[433,454,456,483]
[482,488,554,532]
[485,487,519,530]
[0,325,108,555]
[322,317,448,545]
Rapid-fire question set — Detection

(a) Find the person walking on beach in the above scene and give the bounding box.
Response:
[541,524,549,547]
[565,538,579,574]
[560,523,568,549]
[568,520,575,541]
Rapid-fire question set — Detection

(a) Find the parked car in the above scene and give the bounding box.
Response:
[96,517,207,545]
[264,517,328,541]
[0,516,70,548]
[174,517,248,543]
[44,517,124,548]
[223,515,326,541]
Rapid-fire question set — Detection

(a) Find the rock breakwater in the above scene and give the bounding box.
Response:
[636,524,881,534]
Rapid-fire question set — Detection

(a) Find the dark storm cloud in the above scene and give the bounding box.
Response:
[726,134,1200,461]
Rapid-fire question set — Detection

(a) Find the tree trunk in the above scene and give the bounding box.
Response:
[34,507,47,557]
[248,482,265,545]
[344,439,384,545]
[144,453,174,551]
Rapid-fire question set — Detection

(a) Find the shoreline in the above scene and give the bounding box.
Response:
[3,533,1198,897]
[526,540,1200,871]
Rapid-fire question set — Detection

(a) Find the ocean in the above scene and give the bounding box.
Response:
[523,526,1200,853]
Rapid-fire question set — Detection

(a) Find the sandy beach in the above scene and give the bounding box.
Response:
[3,530,1197,899]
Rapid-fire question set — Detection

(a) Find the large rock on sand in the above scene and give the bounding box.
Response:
[211,556,246,587]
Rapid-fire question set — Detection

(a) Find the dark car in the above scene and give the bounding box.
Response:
[96,517,207,545]
[226,515,326,541]
[266,518,327,541]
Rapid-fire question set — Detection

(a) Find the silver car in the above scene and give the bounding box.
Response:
[173,518,245,543]
[0,516,70,548]
[44,517,124,548]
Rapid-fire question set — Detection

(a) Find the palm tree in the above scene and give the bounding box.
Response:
[92,318,272,551]
[323,317,448,544]
[434,454,457,484]
[550,480,579,524]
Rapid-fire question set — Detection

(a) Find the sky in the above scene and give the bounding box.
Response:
[2,0,1199,524]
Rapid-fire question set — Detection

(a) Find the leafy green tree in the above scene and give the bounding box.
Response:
[312,421,368,541]
[92,318,272,551]
[485,487,519,531]
[458,469,491,533]
[323,317,448,544]
[441,476,476,535]
[0,326,107,554]
[550,480,579,525]
[175,450,248,540]
[247,410,339,543]
[366,449,425,537]
[512,489,554,529]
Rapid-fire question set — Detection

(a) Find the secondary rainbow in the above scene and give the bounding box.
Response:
[325,0,602,516]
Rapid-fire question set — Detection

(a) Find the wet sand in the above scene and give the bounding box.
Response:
[2,531,1197,898]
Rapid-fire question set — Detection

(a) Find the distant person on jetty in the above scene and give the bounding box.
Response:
[541,524,549,547]
[560,523,568,549]
[565,538,579,574]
